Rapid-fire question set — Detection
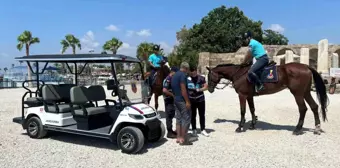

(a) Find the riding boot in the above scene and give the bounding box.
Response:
[253,75,264,92]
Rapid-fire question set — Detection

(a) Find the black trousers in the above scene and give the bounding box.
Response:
[248,55,269,85]
[164,100,175,131]
[190,100,206,130]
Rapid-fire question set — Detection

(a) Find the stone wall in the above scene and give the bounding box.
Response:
[199,39,340,75]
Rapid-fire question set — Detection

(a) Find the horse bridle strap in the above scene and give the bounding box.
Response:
[214,65,249,90]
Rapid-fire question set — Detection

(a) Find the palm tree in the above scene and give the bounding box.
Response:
[102,37,123,54]
[16,30,40,87]
[103,37,123,74]
[60,34,81,83]
[61,34,81,54]
[4,67,8,72]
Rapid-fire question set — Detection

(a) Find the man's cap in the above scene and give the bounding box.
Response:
[244,31,252,38]
[153,44,160,51]
[170,66,179,72]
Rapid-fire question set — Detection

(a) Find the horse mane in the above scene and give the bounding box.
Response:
[215,62,251,68]
[215,63,238,67]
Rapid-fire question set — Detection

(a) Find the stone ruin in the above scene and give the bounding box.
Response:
[198,39,340,93]
[198,39,340,79]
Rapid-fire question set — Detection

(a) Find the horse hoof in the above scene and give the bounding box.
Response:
[249,125,256,130]
[235,127,243,133]
[293,129,303,135]
[313,130,321,135]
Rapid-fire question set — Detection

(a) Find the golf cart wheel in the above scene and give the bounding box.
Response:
[148,122,165,142]
[26,116,47,139]
[117,126,145,154]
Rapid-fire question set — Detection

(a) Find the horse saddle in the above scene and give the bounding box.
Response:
[256,61,279,83]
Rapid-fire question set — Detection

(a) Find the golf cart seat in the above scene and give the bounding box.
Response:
[23,81,44,107]
[87,85,117,108]
[42,84,93,113]
[70,86,115,130]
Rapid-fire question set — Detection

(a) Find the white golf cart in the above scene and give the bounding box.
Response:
[12,54,165,154]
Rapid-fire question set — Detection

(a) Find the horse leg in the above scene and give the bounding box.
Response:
[247,96,257,130]
[154,94,159,111]
[292,94,308,135]
[304,91,323,135]
[236,94,247,132]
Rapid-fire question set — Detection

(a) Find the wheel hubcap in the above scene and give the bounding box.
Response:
[121,133,135,149]
[28,121,38,136]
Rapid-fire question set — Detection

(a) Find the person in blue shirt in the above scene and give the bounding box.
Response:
[243,31,269,92]
[162,66,179,138]
[171,62,192,145]
[147,44,165,87]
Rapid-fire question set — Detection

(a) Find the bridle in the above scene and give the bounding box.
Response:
[209,64,250,90]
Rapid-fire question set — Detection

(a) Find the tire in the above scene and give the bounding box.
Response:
[148,122,165,142]
[117,126,145,154]
[26,116,47,139]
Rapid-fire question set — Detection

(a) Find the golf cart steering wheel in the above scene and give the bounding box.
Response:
[111,84,125,97]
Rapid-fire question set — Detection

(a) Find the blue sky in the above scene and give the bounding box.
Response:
[0,0,340,68]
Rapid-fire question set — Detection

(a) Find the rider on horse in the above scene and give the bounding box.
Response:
[147,44,166,88]
[243,31,269,93]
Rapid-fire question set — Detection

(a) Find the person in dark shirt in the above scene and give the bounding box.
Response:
[162,66,179,138]
[171,62,192,145]
[188,67,209,137]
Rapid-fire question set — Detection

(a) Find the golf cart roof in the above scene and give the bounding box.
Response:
[15,54,140,63]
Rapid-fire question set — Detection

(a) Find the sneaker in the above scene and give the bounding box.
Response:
[201,130,210,137]
[167,130,177,139]
[192,129,198,137]
[167,132,177,139]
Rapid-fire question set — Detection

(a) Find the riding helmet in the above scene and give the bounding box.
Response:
[244,31,252,38]
[153,44,160,51]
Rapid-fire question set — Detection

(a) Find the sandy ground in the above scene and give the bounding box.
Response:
[0,86,340,168]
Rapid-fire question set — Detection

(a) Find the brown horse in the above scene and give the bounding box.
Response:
[206,61,329,135]
[145,61,170,110]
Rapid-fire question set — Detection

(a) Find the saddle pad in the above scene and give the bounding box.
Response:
[260,65,279,83]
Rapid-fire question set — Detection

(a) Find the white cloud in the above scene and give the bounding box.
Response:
[136,29,152,37]
[159,41,173,54]
[105,24,119,31]
[126,30,134,37]
[117,42,136,56]
[268,24,285,33]
[0,53,9,57]
[80,30,100,53]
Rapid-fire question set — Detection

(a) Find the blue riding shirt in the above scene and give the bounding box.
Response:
[248,39,267,59]
[148,53,163,68]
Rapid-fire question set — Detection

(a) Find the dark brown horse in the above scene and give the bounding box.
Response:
[145,61,170,110]
[206,62,329,135]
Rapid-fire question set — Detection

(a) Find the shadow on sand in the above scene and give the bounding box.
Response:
[213,118,313,134]
[22,131,167,154]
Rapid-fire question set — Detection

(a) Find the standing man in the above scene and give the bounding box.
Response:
[171,62,192,145]
[188,67,209,137]
[162,66,179,138]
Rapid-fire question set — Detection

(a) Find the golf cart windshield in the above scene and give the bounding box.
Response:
[110,62,146,105]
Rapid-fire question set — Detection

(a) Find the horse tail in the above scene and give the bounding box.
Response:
[308,66,329,122]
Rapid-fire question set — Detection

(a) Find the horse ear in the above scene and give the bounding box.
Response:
[206,66,211,71]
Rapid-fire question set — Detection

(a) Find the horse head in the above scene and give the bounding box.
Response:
[206,64,240,93]
[206,66,222,93]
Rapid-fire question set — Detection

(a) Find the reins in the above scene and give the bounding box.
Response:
[214,64,250,90]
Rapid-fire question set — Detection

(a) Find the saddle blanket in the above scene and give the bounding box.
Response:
[259,65,279,83]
